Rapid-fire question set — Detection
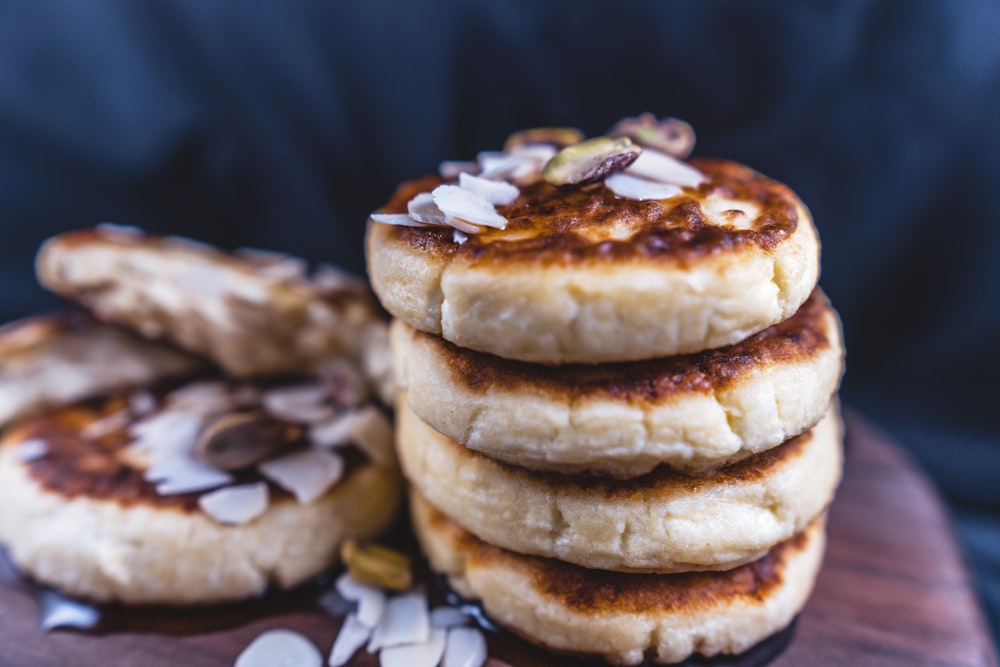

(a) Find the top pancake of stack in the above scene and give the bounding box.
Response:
[366,122,820,364]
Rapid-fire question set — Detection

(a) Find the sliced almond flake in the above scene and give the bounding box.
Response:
[130,410,204,462]
[198,482,269,525]
[152,458,233,495]
[128,390,157,417]
[165,381,234,416]
[81,409,131,440]
[39,591,100,632]
[336,573,386,628]
[407,192,448,225]
[379,628,446,667]
[95,222,143,239]
[439,161,480,179]
[457,173,519,206]
[626,149,706,188]
[12,438,48,462]
[235,629,323,667]
[329,613,372,667]
[262,384,332,424]
[443,627,488,667]
[432,185,507,230]
[367,590,430,652]
[605,172,683,201]
[430,606,471,629]
[370,213,427,227]
[258,449,344,504]
[442,215,483,234]
[255,257,309,282]
[453,229,468,245]
[309,407,394,465]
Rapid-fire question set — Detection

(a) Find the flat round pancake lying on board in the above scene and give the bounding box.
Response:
[0,312,203,429]
[36,226,390,389]
[0,384,400,605]
[393,289,843,477]
[397,398,841,573]
[367,158,819,363]
[411,489,826,666]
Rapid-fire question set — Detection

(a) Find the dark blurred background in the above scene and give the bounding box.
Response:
[1,0,998,648]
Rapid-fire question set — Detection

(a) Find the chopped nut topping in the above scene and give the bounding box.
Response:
[503,127,584,151]
[608,113,696,159]
[341,539,413,592]
[194,410,302,470]
[543,136,642,187]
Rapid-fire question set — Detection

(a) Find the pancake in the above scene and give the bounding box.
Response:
[36,225,388,383]
[0,312,203,429]
[367,157,819,363]
[393,289,843,477]
[398,398,841,573]
[411,490,826,666]
[0,386,401,605]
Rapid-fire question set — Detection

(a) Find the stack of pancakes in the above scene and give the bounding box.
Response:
[366,121,845,665]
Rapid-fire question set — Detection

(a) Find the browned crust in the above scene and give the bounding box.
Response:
[0,312,111,357]
[433,418,813,493]
[376,158,800,266]
[0,395,365,512]
[418,289,835,399]
[423,495,816,614]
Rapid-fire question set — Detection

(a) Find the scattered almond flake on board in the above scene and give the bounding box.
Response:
[81,409,131,440]
[625,148,706,188]
[259,449,344,504]
[430,606,470,629]
[443,627,488,667]
[457,173,519,206]
[198,482,269,525]
[329,613,372,667]
[379,628,446,667]
[370,213,427,227]
[439,161,480,179]
[367,590,430,651]
[336,573,387,628]
[432,185,507,230]
[165,380,234,416]
[605,172,683,201]
[39,591,100,632]
[12,438,48,462]
[235,629,323,667]
[152,458,234,495]
[262,384,332,423]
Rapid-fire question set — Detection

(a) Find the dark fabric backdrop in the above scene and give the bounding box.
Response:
[1,0,998,646]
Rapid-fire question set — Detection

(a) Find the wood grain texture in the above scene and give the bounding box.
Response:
[0,411,995,667]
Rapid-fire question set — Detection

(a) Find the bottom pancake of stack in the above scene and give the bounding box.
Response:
[412,490,826,666]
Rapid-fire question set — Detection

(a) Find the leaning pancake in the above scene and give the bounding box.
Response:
[367,158,819,363]
[0,312,203,429]
[411,490,826,666]
[393,289,843,477]
[36,225,388,382]
[0,386,401,605]
[398,399,840,573]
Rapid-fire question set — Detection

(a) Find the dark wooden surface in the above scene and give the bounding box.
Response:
[0,411,995,666]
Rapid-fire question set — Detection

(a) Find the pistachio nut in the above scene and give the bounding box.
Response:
[195,410,303,471]
[503,127,584,152]
[543,136,642,187]
[341,539,413,592]
[608,113,696,159]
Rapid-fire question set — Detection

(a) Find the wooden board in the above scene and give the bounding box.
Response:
[0,411,996,666]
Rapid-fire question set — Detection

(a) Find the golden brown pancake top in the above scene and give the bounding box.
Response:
[1,395,364,511]
[425,497,814,613]
[0,312,106,358]
[377,158,801,266]
[438,420,812,491]
[425,289,833,398]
